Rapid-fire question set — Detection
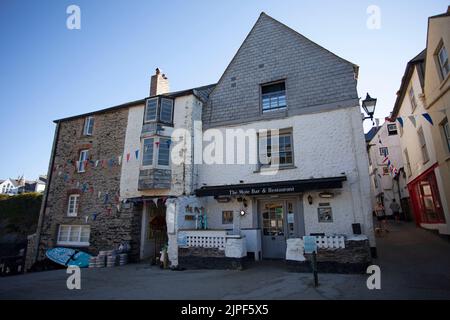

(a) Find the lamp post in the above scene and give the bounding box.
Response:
[362,93,377,123]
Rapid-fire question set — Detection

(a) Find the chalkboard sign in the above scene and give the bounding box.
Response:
[303,236,317,253]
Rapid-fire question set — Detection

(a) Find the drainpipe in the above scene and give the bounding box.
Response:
[32,121,60,266]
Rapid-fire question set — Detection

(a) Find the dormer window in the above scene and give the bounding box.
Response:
[261,81,286,113]
[144,97,174,124]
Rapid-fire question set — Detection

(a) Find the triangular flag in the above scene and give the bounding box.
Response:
[135,149,139,159]
[126,153,130,162]
[408,115,417,128]
[396,117,404,127]
[95,160,100,167]
[118,155,122,165]
[382,157,389,163]
[422,113,433,125]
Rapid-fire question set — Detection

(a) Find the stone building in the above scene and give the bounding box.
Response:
[27,12,374,272]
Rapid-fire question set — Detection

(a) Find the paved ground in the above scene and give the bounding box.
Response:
[1,221,450,299]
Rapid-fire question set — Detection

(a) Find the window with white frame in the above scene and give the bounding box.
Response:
[142,138,154,166]
[261,81,286,113]
[158,137,171,166]
[142,137,171,168]
[57,225,90,246]
[442,118,450,153]
[144,98,158,122]
[67,194,79,217]
[144,97,174,124]
[409,86,417,112]
[417,127,429,163]
[437,44,449,79]
[387,123,398,136]
[404,148,412,177]
[259,130,293,167]
[78,149,89,173]
[83,116,94,136]
[160,98,173,123]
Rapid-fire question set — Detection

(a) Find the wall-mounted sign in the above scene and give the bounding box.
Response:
[303,236,317,254]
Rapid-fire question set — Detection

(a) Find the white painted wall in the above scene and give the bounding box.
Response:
[367,121,409,213]
[197,106,375,246]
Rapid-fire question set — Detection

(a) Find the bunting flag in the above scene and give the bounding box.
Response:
[92,213,98,221]
[118,155,122,165]
[126,153,130,162]
[108,159,114,168]
[95,160,100,167]
[408,115,417,128]
[422,113,433,125]
[382,157,388,163]
[396,117,404,127]
[135,149,139,159]
[155,141,160,148]
[103,193,109,205]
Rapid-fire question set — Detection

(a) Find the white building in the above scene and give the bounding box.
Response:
[0,178,20,195]
[366,121,410,219]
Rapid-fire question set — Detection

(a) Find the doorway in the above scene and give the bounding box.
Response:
[140,200,168,263]
[259,198,303,259]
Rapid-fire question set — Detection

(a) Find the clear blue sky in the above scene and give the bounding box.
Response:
[0,0,448,180]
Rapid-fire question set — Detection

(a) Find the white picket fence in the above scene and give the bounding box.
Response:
[313,235,346,249]
[180,230,227,250]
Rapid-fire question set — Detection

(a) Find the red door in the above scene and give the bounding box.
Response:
[409,168,445,225]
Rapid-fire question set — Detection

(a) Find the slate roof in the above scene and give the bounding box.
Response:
[365,126,381,142]
[54,83,216,123]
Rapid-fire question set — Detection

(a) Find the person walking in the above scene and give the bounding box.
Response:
[374,202,388,234]
[390,199,401,222]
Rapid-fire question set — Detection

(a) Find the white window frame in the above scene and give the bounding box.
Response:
[404,148,412,177]
[78,149,89,173]
[83,116,94,136]
[442,118,450,153]
[261,81,287,113]
[437,44,449,80]
[144,98,158,123]
[159,98,174,124]
[141,136,171,169]
[258,129,294,168]
[67,194,80,217]
[57,225,90,247]
[387,123,398,136]
[409,86,417,112]
[417,127,429,164]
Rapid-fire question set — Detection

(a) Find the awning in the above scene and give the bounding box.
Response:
[195,176,347,197]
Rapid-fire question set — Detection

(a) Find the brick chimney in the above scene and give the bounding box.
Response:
[150,68,169,96]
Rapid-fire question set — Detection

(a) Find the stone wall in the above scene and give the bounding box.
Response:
[36,107,143,262]
[178,247,246,270]
[287,238,372,274]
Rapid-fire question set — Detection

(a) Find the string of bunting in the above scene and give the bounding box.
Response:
[377,135,399,178]
[387,109,447,128]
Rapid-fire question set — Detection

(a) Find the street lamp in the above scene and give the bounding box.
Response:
[362,93,377,122]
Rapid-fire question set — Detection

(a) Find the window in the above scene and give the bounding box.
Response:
[142,138,154,166]
[418,127,429,163]
[141,137,171,168]
[160,98,173,123]
[83,116,94,136]
[387,124,397,136]
[144,97,174,124]
[222,211,233,224]
[442,118,450,153]
[437,44,449,79]
[145,98,158,122]
[158,137,171,166]
[318,207,333,223]
[78,149,89,173]
[409,87,417,111]
[67,194,79,217]
[57,225,90,246]
[404,148,412,177]
[261,81,286,112]
[382,166,389,175]
[379,147,389,157]
[259,130,293,167]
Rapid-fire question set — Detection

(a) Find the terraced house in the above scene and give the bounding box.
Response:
[27,13,375,272]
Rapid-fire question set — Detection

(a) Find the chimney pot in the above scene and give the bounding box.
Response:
[150,68,170,96]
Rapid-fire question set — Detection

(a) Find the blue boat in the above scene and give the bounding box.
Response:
[45,247,91,268]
